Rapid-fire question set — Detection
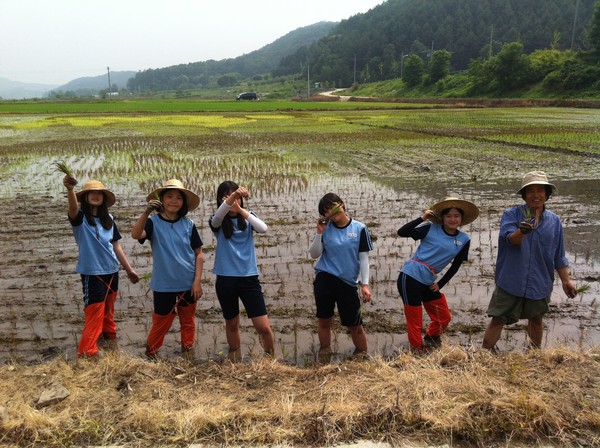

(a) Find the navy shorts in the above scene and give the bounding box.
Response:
[81,273,119,306]
[313,271,363,327]
[397,272,442,307]
[153,290,195,316]
[215,275,267,320]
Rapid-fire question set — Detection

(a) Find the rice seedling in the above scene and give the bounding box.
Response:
[576,283,591,294]
[53,160,78,185]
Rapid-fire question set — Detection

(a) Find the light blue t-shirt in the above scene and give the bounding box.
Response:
[401,222,470,285]
[315,219,373,287]
[210,213,260,277]
[142,214,201,292]
[70,210,120,275]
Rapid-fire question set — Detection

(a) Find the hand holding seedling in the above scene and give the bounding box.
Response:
[55,161,77,189]
[518,219,536,234]
[62,175,78,190]
[146,199,163,214]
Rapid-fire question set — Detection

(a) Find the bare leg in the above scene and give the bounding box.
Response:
[251,315,275,355]
[527,318,544,349]
[348,325,368,352]
[317,317,333,350]
[482,317,505,350]
[225,315,241,351]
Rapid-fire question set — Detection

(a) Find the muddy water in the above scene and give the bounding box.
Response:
[1,169,599,365]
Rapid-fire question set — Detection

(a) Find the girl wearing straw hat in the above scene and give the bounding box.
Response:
[396,197,479,352]
[131,179,205,360]
[209,181,275,361]
[62,176,139,358]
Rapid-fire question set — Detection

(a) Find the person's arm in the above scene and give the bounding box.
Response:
[309,233,323,259]
[112,241,139,283]
[433,241,470,290]
[398,211,433,239]
[131,200,161,239]
[359,251,371,302]
[210,201,232,228]
[63,175,79,220]
[247,213,268,233]
[557,266,577,299]
[191,247,204,300]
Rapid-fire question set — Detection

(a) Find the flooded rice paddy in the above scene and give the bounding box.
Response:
[0,108,599,365]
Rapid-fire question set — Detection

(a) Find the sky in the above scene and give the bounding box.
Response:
[1,0,384,86]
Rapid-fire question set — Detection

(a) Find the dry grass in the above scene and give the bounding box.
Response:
[1,347,599,447]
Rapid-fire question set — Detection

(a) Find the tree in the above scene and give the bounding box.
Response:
[589,0,600,60]
[488,42,532,91]
[403,54,425,87]
[428,49,452,83]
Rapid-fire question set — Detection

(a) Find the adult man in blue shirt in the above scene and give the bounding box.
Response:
[482,171,578,351]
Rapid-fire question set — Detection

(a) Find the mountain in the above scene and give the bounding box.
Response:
[127,21,337,92]
[276,0,597,86]
[0,77,57,100]
[52,71,137,96]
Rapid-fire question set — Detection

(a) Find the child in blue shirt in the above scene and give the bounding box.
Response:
[209,181,275,361]
[132,179,204,360]
[397,197,478,352]
[309,193,373,359]
[63,176,139,358]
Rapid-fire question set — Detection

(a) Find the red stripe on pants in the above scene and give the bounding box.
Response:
[102,290,118,339]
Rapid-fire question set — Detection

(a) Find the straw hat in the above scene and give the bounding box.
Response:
[517,170,557,195]
[147,179,200,212]
[430,197,479,226]
[76,180,116,207]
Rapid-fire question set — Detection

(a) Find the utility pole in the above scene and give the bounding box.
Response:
[107,66,112,99]
[489,26,494,60]
[570,0,580,51]
[353,54,357,85]
[307,64,310,98]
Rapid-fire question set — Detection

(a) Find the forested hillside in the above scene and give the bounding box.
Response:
[125,0,598,97]
[127,22,336,93]
[276,0,596,86]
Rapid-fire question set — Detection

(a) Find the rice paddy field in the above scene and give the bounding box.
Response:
[0,101,599,365]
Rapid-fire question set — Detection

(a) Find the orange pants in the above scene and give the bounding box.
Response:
[404,294,451,350]
[146,302,197,356]
[78,290,118,357]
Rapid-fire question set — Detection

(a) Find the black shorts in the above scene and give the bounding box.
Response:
[215,275,267,320]
[397,272,442,307]
[313,271,363,327]
[153,290,195,316]
[81,273,119,306]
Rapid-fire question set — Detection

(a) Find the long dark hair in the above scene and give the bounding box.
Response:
[160,188,189,217]
[80,193,113,229]
[216,180,247,239]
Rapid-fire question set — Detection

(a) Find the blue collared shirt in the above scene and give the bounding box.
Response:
[495,205,569,300]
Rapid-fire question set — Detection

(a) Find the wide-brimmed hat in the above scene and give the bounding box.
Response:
[76,180,116,207]
[517,170,557,195]
[430,197,479,226]
[147,179,200,212]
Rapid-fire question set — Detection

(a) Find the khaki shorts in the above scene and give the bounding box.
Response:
[486,286,550,325]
